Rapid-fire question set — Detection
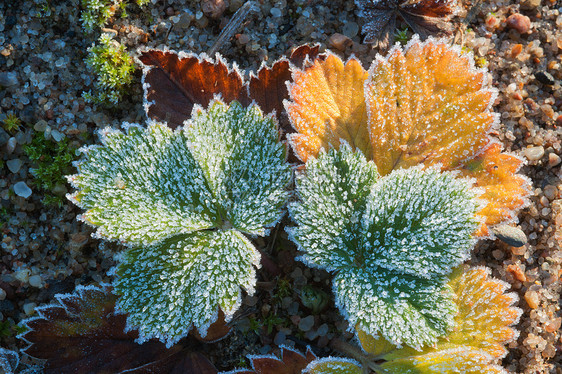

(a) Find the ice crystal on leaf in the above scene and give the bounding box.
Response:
[286,38,531,237]
[304,267,521,374]
[226,346,317,374]
[289,144,478,349]
[355,0,458,47]
[68,100,291,347]
[18,284,220,374]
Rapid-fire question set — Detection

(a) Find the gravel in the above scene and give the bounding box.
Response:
[0,0,560,373]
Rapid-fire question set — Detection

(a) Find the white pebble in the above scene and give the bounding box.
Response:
[14,181,32,198]
[23,302,37,316]
[524,146,545,161]
[14,269,30,283]
[29,275,43,288]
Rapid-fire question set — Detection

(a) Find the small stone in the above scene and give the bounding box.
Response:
[166,6,175,16]
[298,315,315,332]
[51,129,64,142]
[6,159,22,173]
[34,120,48,132]
[535,71,555,85]
[270,7,282,18]
[201,0,226,19]
[0,288,5,301]
[524,290,539,309]
[23,302,37,316]
[329,33,353,51]
[492,225,527,247]
[524,146,544,161]
[14,181,32,198]
[506,13,531,34]
[510,44,523,58]
[544,185,558,200]
[175,11,194,29]
[548,153,561,167]
[274,331,286,345]
[507,264,527,282]
[520,0,541,10]
[29,275,42,288]
[0,71,18,87]
[6,137,17,154]
[0,128,9,146]
[544,317,561,333]
[342,21,359,38]
[236,34,250,45]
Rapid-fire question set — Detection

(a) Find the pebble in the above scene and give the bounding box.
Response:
[544,185,558,200]
[342,21,359,38]
[544,317,561,333]
[492,225,528,247]
[6,137,17,154]
[506,13,531,34]
[520,0,541,10]
[0,128,9,146]
[273,331,286,345]
[6,159,22,174]
[507,264,527,282]
[524,146,545,161]
[535,71,555,86]
[0,71,18,87]
[0,288,5,301]
[175,11,194,29]
[329,33,353,51]
[14,181,32,199]
[270,7,282,18]
[525,290,540,309]
[23,302,37,316]
[28,275,42,288]
[298,315,315,332]
[548,153,561,167]
[34,120,48,132]
[201,0,226,19]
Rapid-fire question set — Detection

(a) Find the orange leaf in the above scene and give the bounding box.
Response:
[286,38,530,235]
[286,53,370,163]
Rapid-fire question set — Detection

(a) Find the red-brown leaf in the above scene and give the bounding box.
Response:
[20,284,218,374]
[233,346,317,374]
[140,50,248,129]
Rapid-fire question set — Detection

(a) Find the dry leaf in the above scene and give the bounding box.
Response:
[140,45,323,132]
[19,284,220,374]
[286,38,530,235]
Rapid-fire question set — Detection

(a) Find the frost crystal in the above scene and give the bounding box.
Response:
[289,144,478,349]
[68,100,291,346]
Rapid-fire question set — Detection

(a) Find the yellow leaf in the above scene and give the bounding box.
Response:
[356,266,520,373]
[305,358,363,374]
[286,53,369,163]
[286,38,530,236]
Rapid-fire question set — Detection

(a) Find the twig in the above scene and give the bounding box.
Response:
[208,1,255,56]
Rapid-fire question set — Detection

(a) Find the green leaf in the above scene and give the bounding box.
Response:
[186,101,290,235]
[69,100,291,347]
[289,145,478,349]
[115,230,259,347]
[69,122,218,245]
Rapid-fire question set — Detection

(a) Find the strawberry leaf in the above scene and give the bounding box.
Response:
[19,284,219,374]
[141,45,323,130]
[356,266,521,373]
[228,346,317,374]
[286,37,530,236]
[68,101,291,346]
[289,144,478,349]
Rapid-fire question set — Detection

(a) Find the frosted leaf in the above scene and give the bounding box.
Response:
[69,100,290,346]
[286,38,531,236]
[288,143,379,271]
[185,101,291,235]
[115,230,260,347]
[0,348,18,374]
[68,123,218,245]
[290,146,478,348]
[355,0,458,47]
[357,266,521,373]
[225,346,317,374]
[304,357,363,374]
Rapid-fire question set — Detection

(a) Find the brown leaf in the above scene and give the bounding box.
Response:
[140,45,324,132]
[20,284,218,374]
[140,50,248,129]
[232,346,317,374]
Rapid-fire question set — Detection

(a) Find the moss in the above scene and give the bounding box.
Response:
[2,114,21,133]
[23,132,77,207]
[82,34,135,106]
[81,0,149,31]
